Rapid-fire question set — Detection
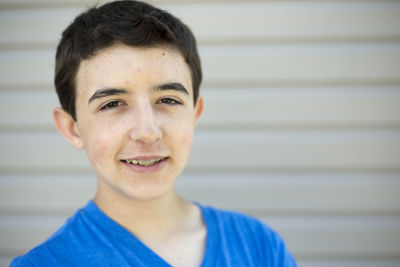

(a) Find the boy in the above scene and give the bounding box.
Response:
[11,1,296,266]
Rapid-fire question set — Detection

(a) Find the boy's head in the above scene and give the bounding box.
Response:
[55,0,202,121]
[53,0,204,202]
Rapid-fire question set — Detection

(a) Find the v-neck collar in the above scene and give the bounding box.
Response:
[197,202,220,267]
[83,200,171,266]
[82,200,220,267]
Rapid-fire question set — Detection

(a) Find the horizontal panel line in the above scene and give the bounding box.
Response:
[199,37,400,47]
[2,215,399,224]
[3,128,400,135]
[2,124,400,133]
[1,251,399,262]
[2,39,400,50]
[3,80,400,92]
[0,168,94,175]
[298,259,400,266]
[2,167,400,175]
[197,124,400,131]
[2,207,399,218]
[2,83,400,92]
[2,172,400,180]
[0,0,397,9]
[185,166,400,174]
[2,172,400,181]
[1,251,400,261]
[247,210,400,218]
[295,254,400,261]
[3,172,400,178]
[2,37,400,50]
[203,79,400,88]
[2,83,400,91]
[0,0,239,9]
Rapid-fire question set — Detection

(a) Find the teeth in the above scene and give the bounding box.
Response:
[125,158,164,166]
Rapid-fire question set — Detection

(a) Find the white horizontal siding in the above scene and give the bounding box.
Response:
[201,44,400,85]
[201,86,400,128]
[1,1,400,46]
[170,1,400,42]
[1,44,400,89]
[0,0,399,265]
[1,174,399,216]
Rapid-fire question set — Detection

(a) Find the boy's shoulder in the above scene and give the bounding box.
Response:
[199,203,282,246]
[10,205,92,266]
[198,203,297,266]
[199,203,274,234]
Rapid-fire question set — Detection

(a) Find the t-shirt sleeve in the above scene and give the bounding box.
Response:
[275,234,297,266]
[261,225,297,267]
[210,206,297,267]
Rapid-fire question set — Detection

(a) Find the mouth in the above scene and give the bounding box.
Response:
[121,157,168,167]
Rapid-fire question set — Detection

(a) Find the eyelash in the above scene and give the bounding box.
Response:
[158,97,182,105]
[100,100,125,110]
[99,97,181,111]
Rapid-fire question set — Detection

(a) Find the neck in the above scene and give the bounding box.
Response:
[93,182,191,240]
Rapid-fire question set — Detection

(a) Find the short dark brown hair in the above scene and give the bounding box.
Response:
[55,0,202,120]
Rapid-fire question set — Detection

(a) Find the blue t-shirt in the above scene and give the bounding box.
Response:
[10,201,296,266]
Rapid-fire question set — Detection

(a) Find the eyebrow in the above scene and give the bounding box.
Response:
[154,82,189,95]
[87,82,189,104]
[88,88,128,104]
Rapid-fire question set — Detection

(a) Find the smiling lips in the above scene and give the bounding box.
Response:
[121,156,169,173]
[121,157,168,167]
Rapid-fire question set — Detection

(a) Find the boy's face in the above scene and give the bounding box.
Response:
[55,44,203,202]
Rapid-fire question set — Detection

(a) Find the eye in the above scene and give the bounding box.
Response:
[100,100,125,110]
[158,97,182,105]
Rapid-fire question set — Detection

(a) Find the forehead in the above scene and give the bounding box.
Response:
[75,44,192,98]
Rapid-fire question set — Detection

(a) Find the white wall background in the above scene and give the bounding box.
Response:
[1,0,400,266]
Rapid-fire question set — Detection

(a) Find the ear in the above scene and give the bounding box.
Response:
[53,108,84,149]
[193,96,204,127]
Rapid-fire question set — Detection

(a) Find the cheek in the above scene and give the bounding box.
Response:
[167,113,195,144]
[84,127,116,168]
[173,123,195,157]
[181,128,193,146]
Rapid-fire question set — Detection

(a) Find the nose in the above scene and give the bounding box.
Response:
[129,104,162,145]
